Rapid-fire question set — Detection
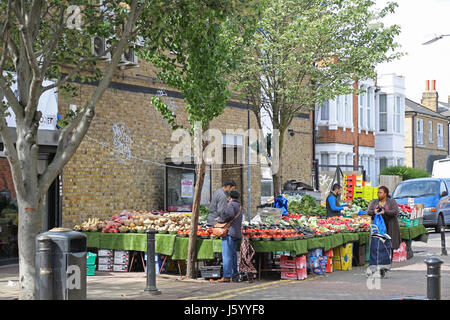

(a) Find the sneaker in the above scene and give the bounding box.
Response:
[217,277,231,283]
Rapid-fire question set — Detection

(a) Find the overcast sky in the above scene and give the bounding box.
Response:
[376,0,450,103]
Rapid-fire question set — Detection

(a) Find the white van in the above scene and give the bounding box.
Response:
[432,158,450,178]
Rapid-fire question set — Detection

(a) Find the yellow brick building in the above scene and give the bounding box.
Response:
[404,80,450,172]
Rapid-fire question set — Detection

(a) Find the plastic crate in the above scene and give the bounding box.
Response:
[199,266,221,279]
[399,218,418,227]
[86,252,97,265]
[86,264,96,276]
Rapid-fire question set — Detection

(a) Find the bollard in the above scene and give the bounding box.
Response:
[144,228,161,295]
[37,235,53,300]
[424,256,444,300]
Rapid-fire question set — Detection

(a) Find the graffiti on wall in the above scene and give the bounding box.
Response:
[112,122,133,163]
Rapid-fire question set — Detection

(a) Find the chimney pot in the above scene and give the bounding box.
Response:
[426,80,430,91]
[432,80,436,91]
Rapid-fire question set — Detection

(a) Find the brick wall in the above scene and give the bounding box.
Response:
[0,158,16,199]
[317,126,374,147]
[404,113,449,171]
[281,115,313,186]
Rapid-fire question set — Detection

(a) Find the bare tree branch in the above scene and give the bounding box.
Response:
[39,5,67,76]
[0,75,25,121]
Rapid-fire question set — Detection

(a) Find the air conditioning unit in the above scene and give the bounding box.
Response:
[91,36,111,60]
[118,48,138,67]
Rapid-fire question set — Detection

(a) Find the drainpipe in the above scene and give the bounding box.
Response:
[411,112,417,168]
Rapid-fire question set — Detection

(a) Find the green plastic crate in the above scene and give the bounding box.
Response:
[86,264,96,276]
[86,252,97,265]
[399,218,419,227]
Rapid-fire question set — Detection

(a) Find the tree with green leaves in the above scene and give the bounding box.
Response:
[0,0,180,299]
[138,1,258,279]
[233,0,402,195]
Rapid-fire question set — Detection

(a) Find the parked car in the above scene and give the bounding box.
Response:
[392,178,450,232]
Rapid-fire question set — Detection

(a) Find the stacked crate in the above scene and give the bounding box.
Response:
[333,243,353,271]
[113,250,130,272]
[352,175,364,199]
[280,255,307,280]
[97,249,114,272]
[343,174,356,202]
[86,252,97,276]
[324,249,334,273]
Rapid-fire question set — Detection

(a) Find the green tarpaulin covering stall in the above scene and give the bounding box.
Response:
[83,225,427,260]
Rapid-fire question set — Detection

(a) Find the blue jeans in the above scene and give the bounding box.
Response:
[221,235,238,278]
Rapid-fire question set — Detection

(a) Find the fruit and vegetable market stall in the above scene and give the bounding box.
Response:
[75,204,428,278]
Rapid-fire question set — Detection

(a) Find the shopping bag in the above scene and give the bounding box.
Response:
[373,213,387,235]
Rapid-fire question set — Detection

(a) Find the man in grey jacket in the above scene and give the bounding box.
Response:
[206,179,236,226]
[217,190,242,282]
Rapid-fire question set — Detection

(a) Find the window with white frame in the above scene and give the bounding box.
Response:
[429,120,433,143]
[337,95,345,125]
[394,96,401,133]
[417,118,424,145]
[321,153,329,166]
[345,94,352,127]
[367,88,373,130]
[437,123,444,148]
[320,100,329,121]
[379,94,387,132]
[346,154,353,166]
[380,158,388,172]
[359,88,366,129]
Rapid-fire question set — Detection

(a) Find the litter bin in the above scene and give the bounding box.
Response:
[35,228,87,300]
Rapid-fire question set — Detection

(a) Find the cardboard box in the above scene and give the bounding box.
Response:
[114,250,129,260]
[296,267,307,280]
[280,255,307,269]
[97,264,113,272]
[98,249,113,257]
[281,269,298,280]
[113,264,129,272]
[333,254,352,271]
[114,256,130,265]
[333,243,353,258]
[325,259,333,273]
[296,256,306,269]
[280,256,296,269]
[324,249,334,258]
[98,257,114,265]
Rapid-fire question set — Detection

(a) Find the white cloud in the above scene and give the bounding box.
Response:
[376,0,450,103]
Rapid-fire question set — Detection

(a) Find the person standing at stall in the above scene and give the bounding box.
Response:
[367,186,401,250]
[326,184,348,217]
[217,190,242,283]
[207,179,236,227]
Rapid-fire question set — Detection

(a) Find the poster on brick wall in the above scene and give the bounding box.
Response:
[181,173,194,198]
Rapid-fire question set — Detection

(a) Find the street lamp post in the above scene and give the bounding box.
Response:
[422,34,450,45]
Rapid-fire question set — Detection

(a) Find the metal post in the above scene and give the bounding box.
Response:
[424,256,444,300]
[247,106,251,222]
[440,215,447,256]
[145,228,161,295]
[37,235,53,300]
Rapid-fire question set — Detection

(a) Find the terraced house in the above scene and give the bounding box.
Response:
[404,80,450,173]
[315,79,377,184]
